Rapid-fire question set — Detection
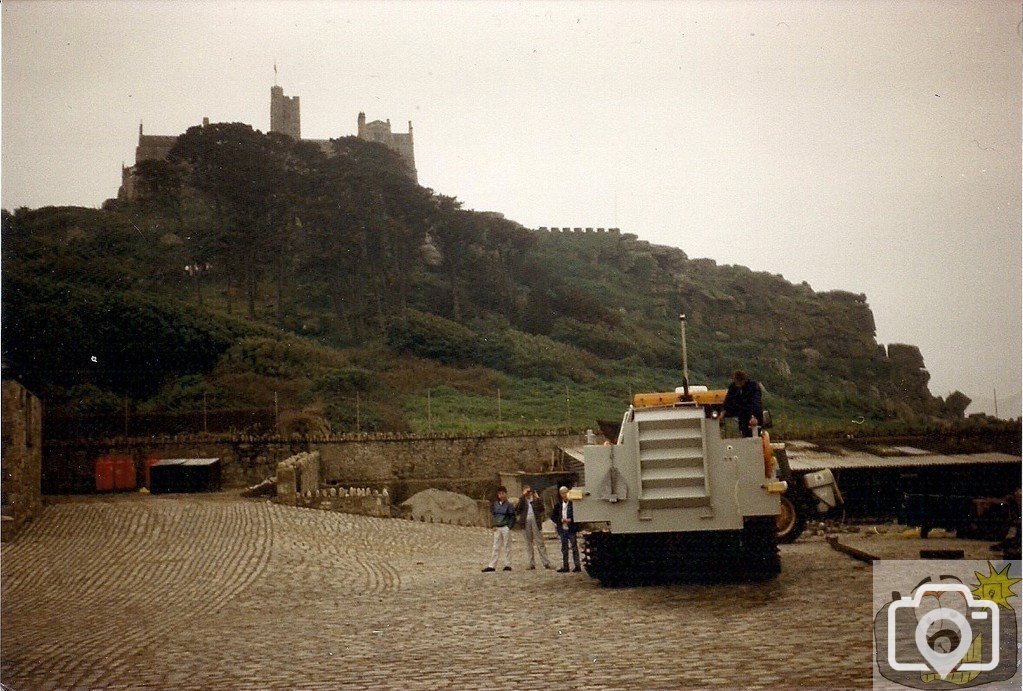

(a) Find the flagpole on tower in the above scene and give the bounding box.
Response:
[273,61,278,86]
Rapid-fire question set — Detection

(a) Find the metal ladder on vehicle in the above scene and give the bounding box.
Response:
[635,406,711,510]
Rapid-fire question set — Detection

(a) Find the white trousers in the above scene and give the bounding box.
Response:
[487,526,512,569]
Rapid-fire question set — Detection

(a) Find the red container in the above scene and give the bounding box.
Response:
[113,456,136,490]
[96,455,136,491]
[95,458,115,492]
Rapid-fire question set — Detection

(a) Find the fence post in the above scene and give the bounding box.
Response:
[565,385,571,427]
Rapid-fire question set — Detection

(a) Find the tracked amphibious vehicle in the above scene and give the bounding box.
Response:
[572,315,787,586]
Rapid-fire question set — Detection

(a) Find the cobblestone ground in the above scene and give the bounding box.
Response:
[0,493,1003,690]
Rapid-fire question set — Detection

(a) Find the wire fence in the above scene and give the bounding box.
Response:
[40,383,605,440]
[43,407,277,440]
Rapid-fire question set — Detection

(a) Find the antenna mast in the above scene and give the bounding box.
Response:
[679,313,690,398]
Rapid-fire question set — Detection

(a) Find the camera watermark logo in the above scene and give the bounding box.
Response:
[873,560,1020,689]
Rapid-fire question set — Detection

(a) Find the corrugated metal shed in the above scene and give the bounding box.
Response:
[150,458,222,494]
[786,451,1021,472]
[152,458,221,467]
[563,441,1019,473]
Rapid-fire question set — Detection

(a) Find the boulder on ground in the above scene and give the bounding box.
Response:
[400,488,490,527]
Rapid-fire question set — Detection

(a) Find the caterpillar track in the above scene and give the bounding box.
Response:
[582,517,780,587]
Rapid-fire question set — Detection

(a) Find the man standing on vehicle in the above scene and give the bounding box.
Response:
[515,485,552,570]
[551,486,581,572]
[482,486,516,572]
[721,370,763,438]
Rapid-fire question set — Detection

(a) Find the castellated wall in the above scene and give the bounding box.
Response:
[42,430,581,503]
[537,227,621,234]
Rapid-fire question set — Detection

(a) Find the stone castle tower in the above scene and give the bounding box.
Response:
[269,85,416,181]
[270,85,301,139]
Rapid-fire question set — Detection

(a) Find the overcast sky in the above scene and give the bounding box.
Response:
[3,0,1021,416]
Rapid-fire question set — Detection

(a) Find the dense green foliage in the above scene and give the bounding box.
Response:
[1,123,974,435]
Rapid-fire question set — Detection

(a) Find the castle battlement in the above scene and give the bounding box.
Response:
[537,226,621,235]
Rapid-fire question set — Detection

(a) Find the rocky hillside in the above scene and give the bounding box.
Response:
[1,122,966,435]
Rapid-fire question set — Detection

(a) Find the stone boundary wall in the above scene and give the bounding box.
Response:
[41,437,309,494]
[2,380,44,540]
[284,485,391,518]
[42,430,584,503]
[302,489,391,518]
[44,428,578,445]
[314,432,582,503]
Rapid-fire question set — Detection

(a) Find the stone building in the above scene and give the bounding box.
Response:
[270,85,301,139]
[116,83,417,200]
[118,118,210,201]
[357,112,417,182]
[134,123,178,162]
[2,379,43,540]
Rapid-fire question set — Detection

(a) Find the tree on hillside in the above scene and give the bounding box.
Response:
[474,217,536,321]
[169,124,313,318]
[429,206,484,322]
[294,137,434,337]
[944,390,972,418]
[132,159,185,222]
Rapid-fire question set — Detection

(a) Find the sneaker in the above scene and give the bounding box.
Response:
[481,567,495,572]
[528,565,536,570]
[543,563,552,570]
[557,567,570,573]
[503,566,512,571]
[572,566,582,572]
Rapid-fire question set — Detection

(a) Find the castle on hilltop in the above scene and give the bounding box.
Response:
[117,84,416,200]
[267,84,416,181]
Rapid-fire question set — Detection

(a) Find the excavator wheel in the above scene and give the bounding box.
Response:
[776,494,807,544]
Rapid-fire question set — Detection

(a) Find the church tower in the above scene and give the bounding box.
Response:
[270,85,301,139]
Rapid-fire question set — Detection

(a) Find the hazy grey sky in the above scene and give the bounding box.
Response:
[3,1,1021,416]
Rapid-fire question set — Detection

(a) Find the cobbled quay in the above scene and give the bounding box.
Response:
[0,493,1000,690]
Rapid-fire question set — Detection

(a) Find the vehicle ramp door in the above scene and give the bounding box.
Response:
[635,407,710,510]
